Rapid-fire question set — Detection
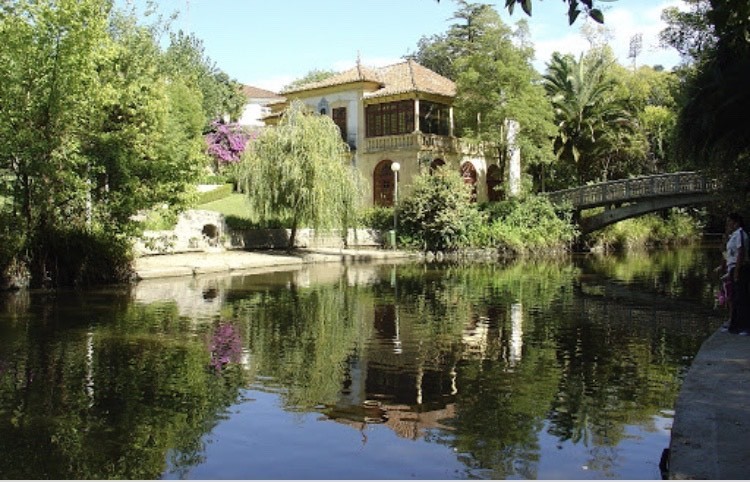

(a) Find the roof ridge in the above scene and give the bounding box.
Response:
[407,59,418,91]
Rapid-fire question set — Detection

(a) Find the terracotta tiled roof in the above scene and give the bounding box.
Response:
[365,60,456,99]
[241,85,283,100]
[281,60,455,99]
[281,64,382,94]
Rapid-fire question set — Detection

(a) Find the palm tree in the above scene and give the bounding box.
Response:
[543,52,637,184]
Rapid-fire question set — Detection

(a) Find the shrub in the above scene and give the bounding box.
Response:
[475,195,577,255]
[588,208,702,251]
[357,206,394,231]
[29,226,134,287]
[397,169,483,251]
[138,206,179,231]
[197,183,234,205]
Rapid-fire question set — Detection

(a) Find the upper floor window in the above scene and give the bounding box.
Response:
[332,107,347,142]
[420,101,450,136]
[366,100,414,138]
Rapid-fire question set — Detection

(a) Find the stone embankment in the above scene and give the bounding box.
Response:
[133,248,418,280]
[667,329,750,479]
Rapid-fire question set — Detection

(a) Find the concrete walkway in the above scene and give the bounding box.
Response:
[132,248,419,280]
[668,329,750,479]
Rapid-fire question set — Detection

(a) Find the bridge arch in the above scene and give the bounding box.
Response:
[545,172,719,234]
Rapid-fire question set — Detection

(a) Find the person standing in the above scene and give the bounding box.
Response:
[722,213,750,335]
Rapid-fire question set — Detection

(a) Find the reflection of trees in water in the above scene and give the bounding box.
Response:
[0,297,249,479]
[0,248,720,479]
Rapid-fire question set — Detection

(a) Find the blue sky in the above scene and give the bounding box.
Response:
[127,0,684,92]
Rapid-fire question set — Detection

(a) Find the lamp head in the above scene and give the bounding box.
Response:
[391,162,401,172]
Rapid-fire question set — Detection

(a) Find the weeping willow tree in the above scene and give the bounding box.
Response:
[240,100,363,249]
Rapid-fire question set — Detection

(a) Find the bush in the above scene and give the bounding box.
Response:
[357,206,394,231]
[397,169,483,251]
[197,183,234,205]
[588,208,702,251]
[30,226,134,287]
[476,195,577,255]
[0,214,28,289]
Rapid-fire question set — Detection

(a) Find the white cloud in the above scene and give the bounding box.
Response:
[529,0,682,72]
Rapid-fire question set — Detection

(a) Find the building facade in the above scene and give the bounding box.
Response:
[264,60,517,207]
[239,85,284,127]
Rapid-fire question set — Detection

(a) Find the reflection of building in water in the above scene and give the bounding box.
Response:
[132,263,401,321]
[326,300,459,441]
[326,296,531,441]
[132,276,230,320]
[374,304,402,354]
[508,302,523,367]
[326,400,456,441]
[462,315,491,358]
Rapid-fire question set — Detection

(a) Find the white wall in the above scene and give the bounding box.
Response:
[238,103,271,127]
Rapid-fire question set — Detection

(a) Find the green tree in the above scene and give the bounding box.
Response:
[162,30,246,125]
[452,8,556,193]
[84,10,205,229]
[411,2,556,193]
[409,1,502,81]
[0,1,210,286]
[621,66,680,173]
[542,49,639,186]
[239,100,362,249]
[664,0,750,202]
[659,0,715,63]
[0,0,113,284]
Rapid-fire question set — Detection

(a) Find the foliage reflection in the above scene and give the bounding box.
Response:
[0,248,722,479]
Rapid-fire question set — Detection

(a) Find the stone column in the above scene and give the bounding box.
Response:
[414,98,420,132]
[505,119,521,197]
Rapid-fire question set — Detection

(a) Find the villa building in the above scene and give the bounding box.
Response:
[239,85,284,127]
[263,60,519,207]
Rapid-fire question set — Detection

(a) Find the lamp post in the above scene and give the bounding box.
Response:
[390,162,400,249]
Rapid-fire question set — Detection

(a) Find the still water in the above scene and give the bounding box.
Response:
[0,246,725,479]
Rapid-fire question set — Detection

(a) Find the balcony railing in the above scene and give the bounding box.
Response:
[363,132,485,155]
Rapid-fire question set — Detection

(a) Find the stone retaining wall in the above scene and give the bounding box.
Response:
[134,209,384,256]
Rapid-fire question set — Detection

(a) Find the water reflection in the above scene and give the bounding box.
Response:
[0,247,724,479]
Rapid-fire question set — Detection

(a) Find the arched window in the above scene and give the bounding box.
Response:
[429,158,445,175]
[487,164,504,202]
[374,160,396,206]
[461,162,478,202]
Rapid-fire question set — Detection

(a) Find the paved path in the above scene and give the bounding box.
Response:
[133,248,418,280]
[668,329,750,479]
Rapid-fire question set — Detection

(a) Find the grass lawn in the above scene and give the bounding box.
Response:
[197,192,254,219]
[196,192,260,228]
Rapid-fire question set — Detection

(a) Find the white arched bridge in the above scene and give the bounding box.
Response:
[545,172,720,235]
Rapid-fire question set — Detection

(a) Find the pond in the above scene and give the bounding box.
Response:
[0,245,725,479]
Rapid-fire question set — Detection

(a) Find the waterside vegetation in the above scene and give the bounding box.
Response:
[1,0,747,288]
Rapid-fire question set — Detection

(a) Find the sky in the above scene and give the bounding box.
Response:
[126,0,685,93]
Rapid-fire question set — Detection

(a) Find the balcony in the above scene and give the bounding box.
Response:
[363,132,462,153]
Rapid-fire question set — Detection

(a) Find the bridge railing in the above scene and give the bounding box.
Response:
[546,172,719,209]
